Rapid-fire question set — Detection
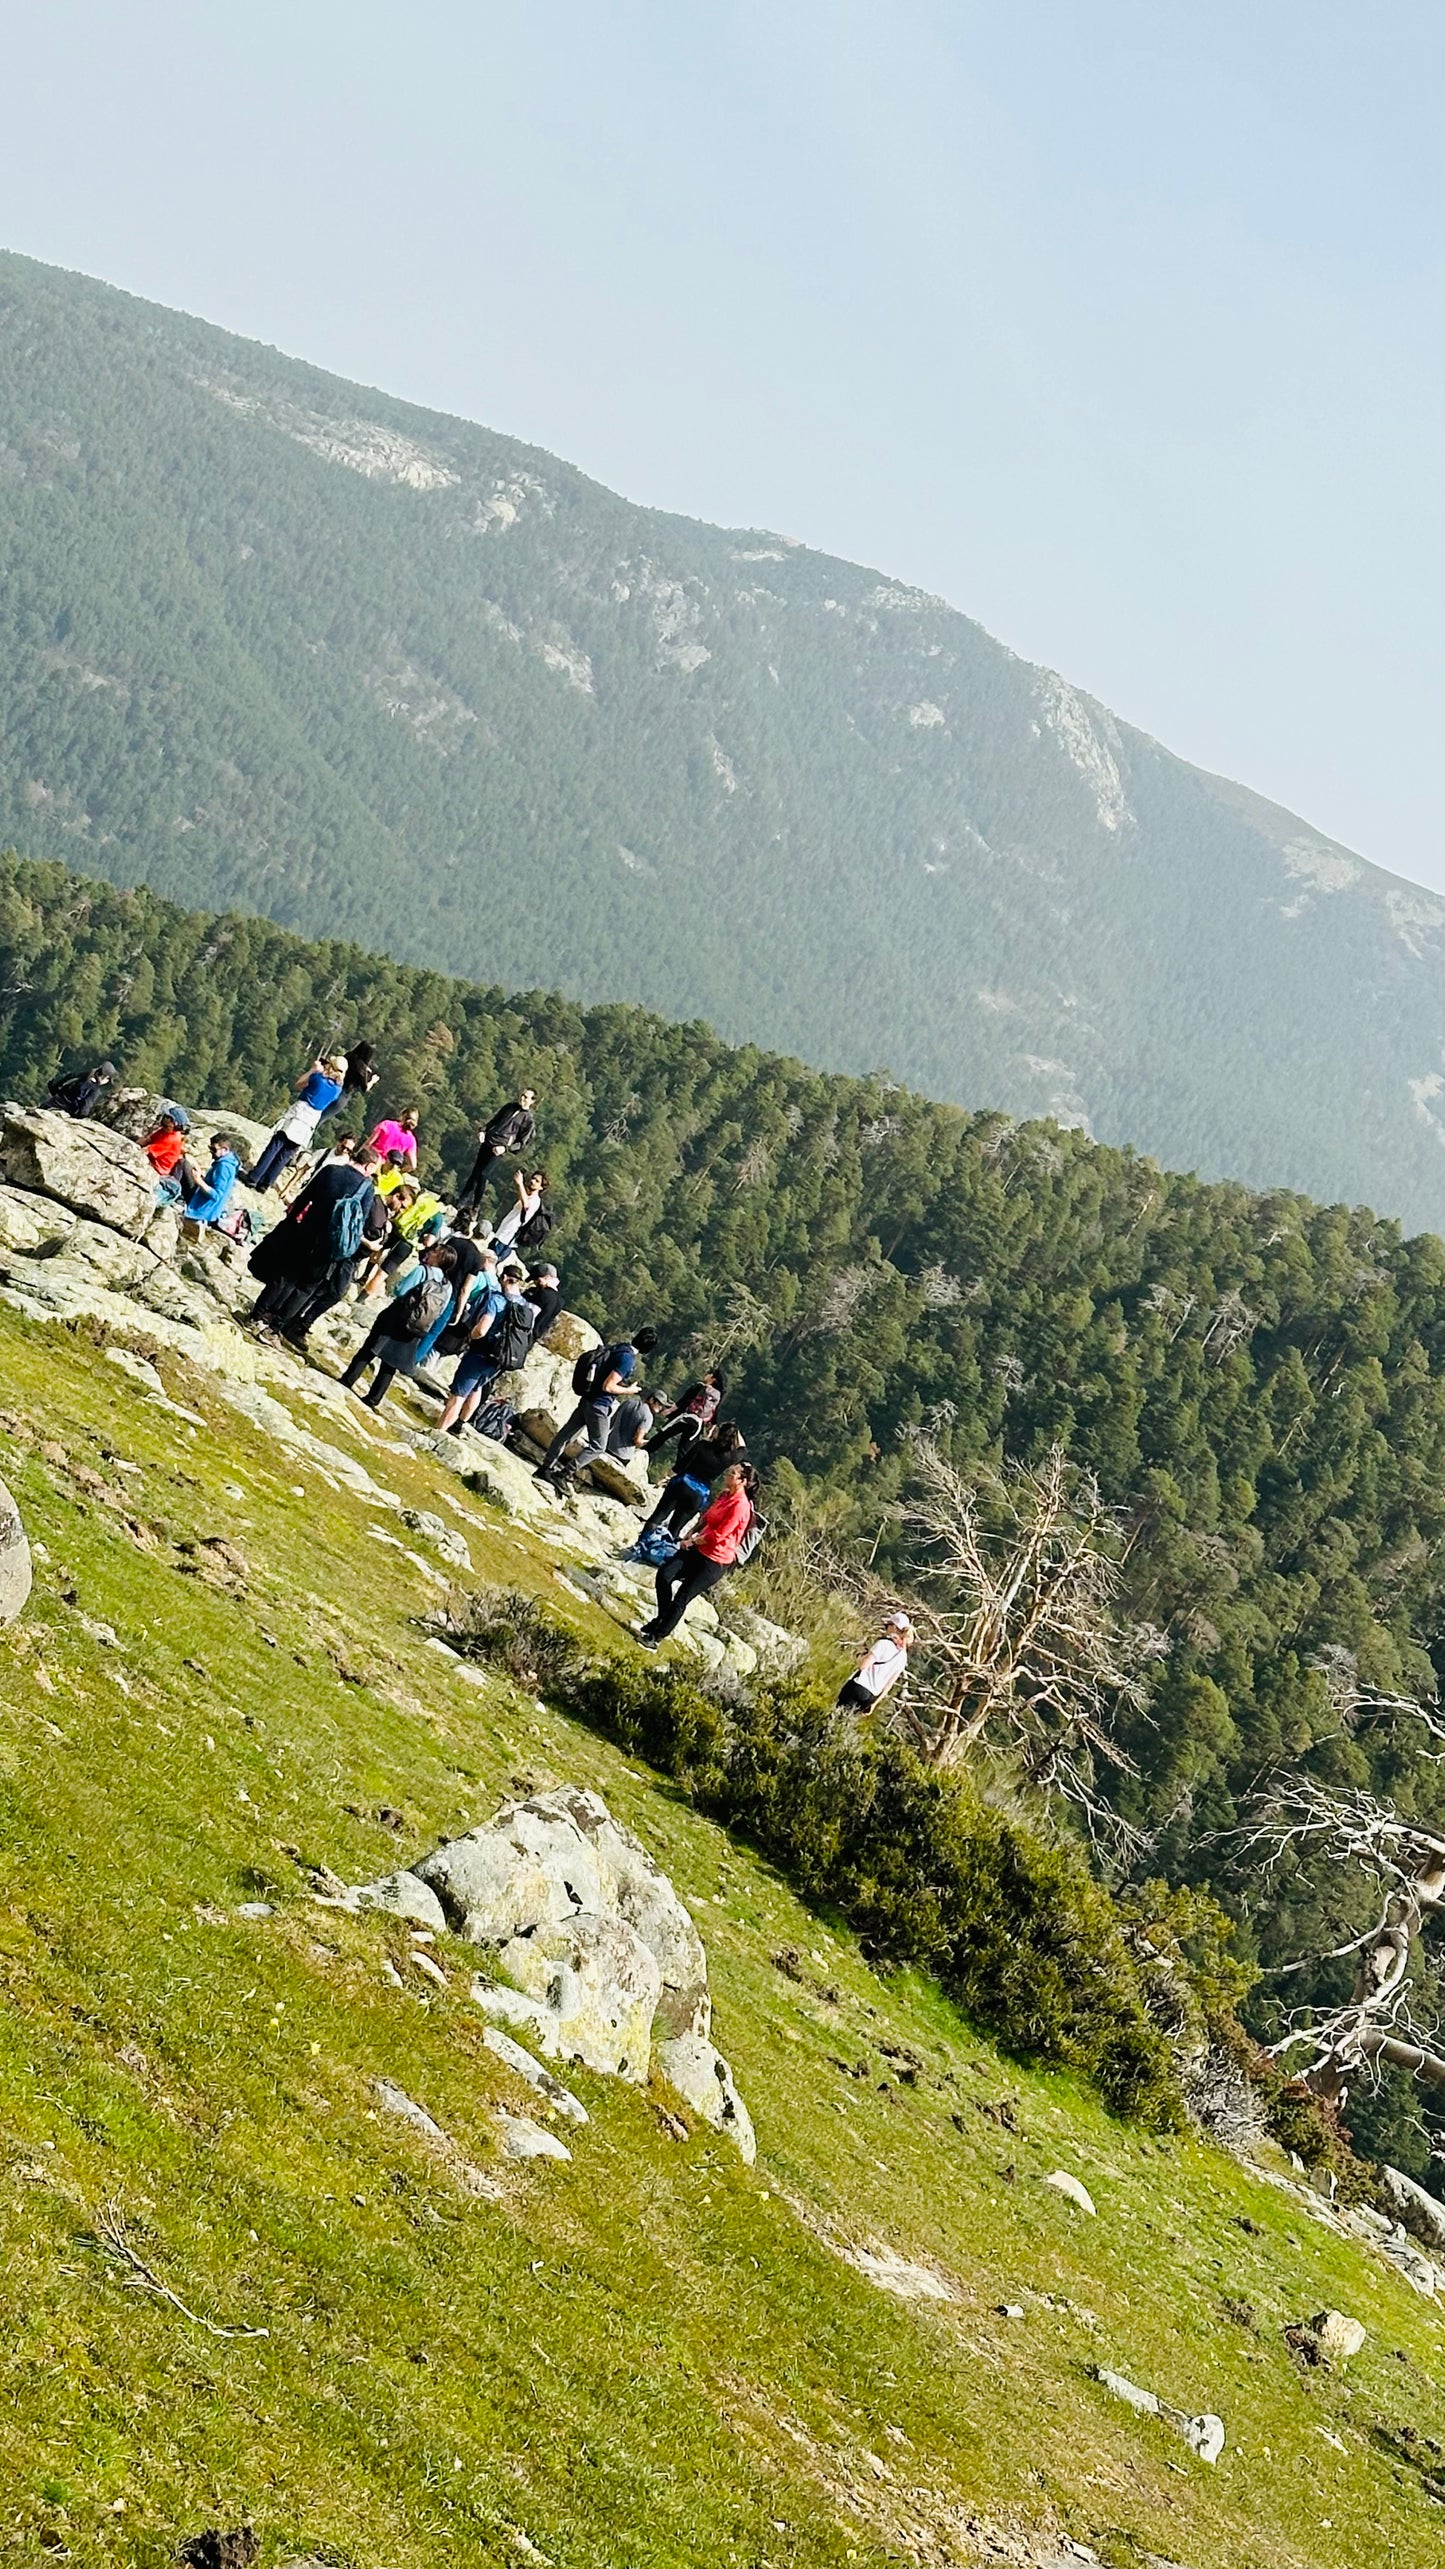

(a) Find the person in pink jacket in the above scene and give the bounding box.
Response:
[367,1108,419,1167]
[638,1463,758,1646]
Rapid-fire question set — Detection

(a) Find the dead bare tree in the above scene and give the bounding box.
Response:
[1242,1778,1445,2103]
[889,1439,1150,1854]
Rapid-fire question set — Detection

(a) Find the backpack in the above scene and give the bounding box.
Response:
[395,1270,452,1341]
[632,1524,680,1568]
[330,1186,369,1262]
[572,1343,608,1396]
[216,1205,253,1246]
[734,1507,766,1569]
[515,1201,553,1251]
[486,1300,538,1376]
[472,1395,515,1444]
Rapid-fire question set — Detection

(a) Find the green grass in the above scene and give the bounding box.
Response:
[0,1305,1441,2568]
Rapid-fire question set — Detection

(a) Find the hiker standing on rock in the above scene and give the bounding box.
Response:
[246,1143,382,1342]
[438,1262,539,1437]
[647,1370,727,1461]
[633,1419,746,1548]
[456,1088,537,1226]
[525,1263,563,1340]
[537,1326,658,1485]
[340,1240,459,1410]
[244,1052,348,1195]
[491,1166,551,1255]
[638,1462,758,1646]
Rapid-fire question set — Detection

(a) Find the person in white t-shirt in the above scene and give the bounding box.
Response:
[836,1611,913,1713]
[492,1166,549,1252]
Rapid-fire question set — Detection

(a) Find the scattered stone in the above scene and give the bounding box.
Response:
[1307,2309,1366,2364]
[495,2108,571,2163]
[373,2076,499,2197]
[401,1506,472,1567]
[0,1472,32,1624]
[1044,2170,1096,2216]
[656,2028,757,2162]
[410,1949,448,1990]
[104,1344,166,1394]
[997,2302,1026,2319]
[1182,2412,1226,2463]
[483,2026,589,2123]
[344,1871,448,1931]
[233,1902,273,1921]
[1096,2368,1158,2417]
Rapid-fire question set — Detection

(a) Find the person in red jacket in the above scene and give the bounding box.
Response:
[638,1462,757,1646]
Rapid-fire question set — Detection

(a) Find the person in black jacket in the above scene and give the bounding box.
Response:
[47,1060,118,1119]
[525,1264,563,1340]
[634,1420,746,1545]
[246,1146,382,1340]
[456,1089,537,1223]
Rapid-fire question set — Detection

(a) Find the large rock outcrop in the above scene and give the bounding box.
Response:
[350,1785,755,2157]
[0,1104,157,1237]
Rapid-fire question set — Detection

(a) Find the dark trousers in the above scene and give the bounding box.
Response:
[281,1270,352,1344]
[246,1129,301,1193]
[341,1316,403,1407]
[539,1397,612,1478]
[644,1549,729,1641]
[456,1144,505,1211]
[251,1275,315,1332]
[644,1473,709,1538]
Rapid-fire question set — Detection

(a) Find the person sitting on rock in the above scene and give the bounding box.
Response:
[47,1059,118,1119]
[143,1107,198,1205]
[180,1134,241,1229]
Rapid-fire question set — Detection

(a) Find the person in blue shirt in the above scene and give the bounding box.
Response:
[181,1135,241,1227]
[244,1053,347,1194]
[537,1326,658,1483]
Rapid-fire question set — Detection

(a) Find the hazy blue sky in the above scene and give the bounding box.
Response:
[4,1,1441,885]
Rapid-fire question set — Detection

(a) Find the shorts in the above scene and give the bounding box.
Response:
[452,1349,498,1397]
[835,1679,879,1714]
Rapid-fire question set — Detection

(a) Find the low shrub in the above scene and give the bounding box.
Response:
[447,1590,1184,2126]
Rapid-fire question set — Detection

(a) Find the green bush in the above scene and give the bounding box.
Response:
[448,1590,1183,2126]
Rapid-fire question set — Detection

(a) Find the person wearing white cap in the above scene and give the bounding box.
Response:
[836,1610,914,1714]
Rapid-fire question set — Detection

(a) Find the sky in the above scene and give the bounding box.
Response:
[3,0,1441,887]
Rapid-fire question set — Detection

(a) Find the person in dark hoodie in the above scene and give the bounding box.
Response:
[246,1144,382,1340]
[48,1059,118,1119]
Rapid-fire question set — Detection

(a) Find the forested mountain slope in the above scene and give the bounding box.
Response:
[1,248,1442,1229]
[7,851,1445,2182]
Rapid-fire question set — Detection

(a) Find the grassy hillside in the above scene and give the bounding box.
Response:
[6,851,1445,2162]
[1,1303,1442,2567]
[1,248,1443,1232]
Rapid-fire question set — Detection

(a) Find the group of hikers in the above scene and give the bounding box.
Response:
[46,1046,916,1692]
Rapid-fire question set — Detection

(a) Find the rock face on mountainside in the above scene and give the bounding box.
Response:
[352,1785,755,2158]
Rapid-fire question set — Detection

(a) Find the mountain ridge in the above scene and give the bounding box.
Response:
[1,245,1442,1227]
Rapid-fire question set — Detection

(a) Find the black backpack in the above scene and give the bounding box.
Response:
[515,1200,553,1251]
[485,1300,538,1376]
[572,1342,608,1396]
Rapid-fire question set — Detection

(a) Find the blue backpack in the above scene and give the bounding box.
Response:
[330,1186,369,1261]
